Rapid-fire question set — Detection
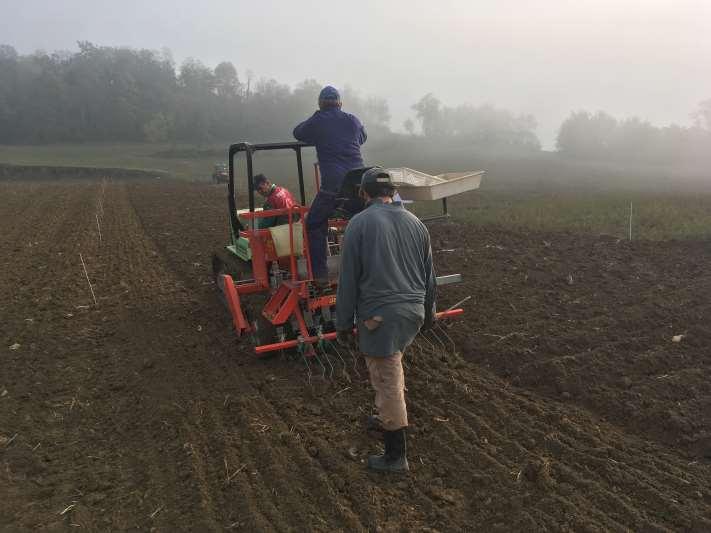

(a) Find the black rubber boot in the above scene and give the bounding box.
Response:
[367,429,409,473]
[366,415,384,433]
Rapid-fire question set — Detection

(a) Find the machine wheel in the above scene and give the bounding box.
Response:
[212,249,250,305]
[211,249,277,348]
[246,294,278,350]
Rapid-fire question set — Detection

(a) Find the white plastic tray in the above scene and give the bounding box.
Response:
[386,167,484,201]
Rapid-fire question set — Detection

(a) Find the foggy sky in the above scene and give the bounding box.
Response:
[3,0,710,148]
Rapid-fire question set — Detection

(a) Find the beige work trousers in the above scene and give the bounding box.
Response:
[364,351,408,431]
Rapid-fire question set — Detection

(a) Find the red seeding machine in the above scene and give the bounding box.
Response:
[212,141,483,373]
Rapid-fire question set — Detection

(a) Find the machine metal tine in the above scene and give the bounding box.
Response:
[446,295,472,312]
[405,340,419,368]
[429,325,448,351]
[296,338,307,371]
[410,338,423,359]
[436,323,458,354]
[320,345,335,380]
[411,338,425,359]
[301,350,313,384]
[346,347,361,378]
[419,331,437,354]
[312,348,327,380]
[328,342,350,380]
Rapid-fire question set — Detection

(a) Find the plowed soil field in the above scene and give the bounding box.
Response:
[2,179,711,532]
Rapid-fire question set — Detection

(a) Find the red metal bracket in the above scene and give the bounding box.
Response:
[308,294,337,312]
[263,283,302,325]
[254,307,465,354]
[221,274,251,336]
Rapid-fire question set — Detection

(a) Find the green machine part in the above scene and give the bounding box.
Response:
[229,237,252,261]
[228,213,252,261]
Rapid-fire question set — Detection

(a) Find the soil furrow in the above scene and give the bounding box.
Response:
[4,180,711,531]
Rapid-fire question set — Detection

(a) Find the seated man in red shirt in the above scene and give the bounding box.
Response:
[253,174,298,229]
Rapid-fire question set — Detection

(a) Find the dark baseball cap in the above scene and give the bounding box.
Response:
[360,167,394,187]
[319,85,340,102]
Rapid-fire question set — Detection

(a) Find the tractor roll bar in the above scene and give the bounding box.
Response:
[228,141,313,234]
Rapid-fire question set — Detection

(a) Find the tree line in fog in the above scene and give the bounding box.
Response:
[1,43,710,164]
[556,107,711,163]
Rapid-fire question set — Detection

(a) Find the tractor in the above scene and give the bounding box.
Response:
[212,162,229,184]
[212,141,482,361]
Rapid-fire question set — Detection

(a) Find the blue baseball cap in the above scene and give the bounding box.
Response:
[319,85,340,102]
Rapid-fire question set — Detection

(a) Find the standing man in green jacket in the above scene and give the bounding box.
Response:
[336,167,436,473]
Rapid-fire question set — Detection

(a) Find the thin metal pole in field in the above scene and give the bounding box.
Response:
[629,201,633,241]
[79,253,98,306]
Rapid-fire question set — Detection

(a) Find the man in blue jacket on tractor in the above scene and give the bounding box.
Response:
[293,86,367,289]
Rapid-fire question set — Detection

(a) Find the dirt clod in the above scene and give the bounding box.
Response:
[521,458,554,486]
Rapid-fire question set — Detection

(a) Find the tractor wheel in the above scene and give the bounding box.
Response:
[211,249,277,349]
[211,249,251,306]
[245,294,278,351]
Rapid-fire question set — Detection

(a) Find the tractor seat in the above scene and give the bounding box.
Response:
[333,167,373,218]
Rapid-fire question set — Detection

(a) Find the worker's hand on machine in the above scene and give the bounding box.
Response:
[336,329,357,350]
